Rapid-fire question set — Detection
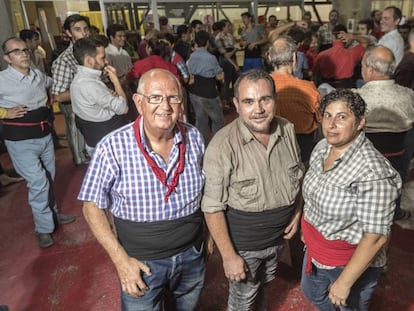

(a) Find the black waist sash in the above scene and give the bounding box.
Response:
[244,45,262,58]
[75,114,127,147]
[188,75,219,99]
[2,107,51,141]
[114,211,203,260]
[226,205,295,251]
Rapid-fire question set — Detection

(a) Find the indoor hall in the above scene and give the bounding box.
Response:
[0,111,413,310]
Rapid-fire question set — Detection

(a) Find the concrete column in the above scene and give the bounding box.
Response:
[333,0,373,32]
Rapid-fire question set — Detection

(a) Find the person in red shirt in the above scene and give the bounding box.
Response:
[313,24,365,88]
[127,38,180,83]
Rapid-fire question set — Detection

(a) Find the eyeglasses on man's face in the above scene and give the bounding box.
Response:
[138,93,182,105]
[5,48,30,56]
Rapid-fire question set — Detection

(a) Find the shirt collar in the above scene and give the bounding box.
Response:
[237,117,282,145]
[108,43,123,53]
[138,117,183,152]
[363,79,395,87]
[320,131,366,170]
[7,65,37,82]
[77,65,103,78]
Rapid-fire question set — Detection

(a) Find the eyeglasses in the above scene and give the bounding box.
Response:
[138,93,182,105]
[5,48,30,56]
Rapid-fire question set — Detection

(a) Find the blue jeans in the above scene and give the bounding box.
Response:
[228,244,284,311]
[58,103,87,165]
[5,134,57,233]
[243,58,263,71]
[189,93,225,144]
[301,254,383,311]
[121,245,205,311]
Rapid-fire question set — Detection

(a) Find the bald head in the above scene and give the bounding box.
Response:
[362,45,395,79]
[137,69,182,96]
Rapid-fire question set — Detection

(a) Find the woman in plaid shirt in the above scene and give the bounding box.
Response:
[300,89,401,310]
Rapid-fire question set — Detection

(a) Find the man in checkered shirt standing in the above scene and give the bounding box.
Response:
[78,69,206,310]
[51,14,89,165]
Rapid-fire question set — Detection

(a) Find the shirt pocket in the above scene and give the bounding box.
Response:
[287,162,303,195]
[231,176,259,208]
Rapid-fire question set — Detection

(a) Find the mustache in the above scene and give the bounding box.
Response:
[251,113,269,119]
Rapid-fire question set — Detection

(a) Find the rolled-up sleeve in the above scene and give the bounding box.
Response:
[356,174,401,236]
[201,143,229,213]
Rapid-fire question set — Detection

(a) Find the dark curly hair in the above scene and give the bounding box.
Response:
[319,89,366,121]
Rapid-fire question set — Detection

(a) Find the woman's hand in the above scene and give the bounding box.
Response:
[329,280,350,307]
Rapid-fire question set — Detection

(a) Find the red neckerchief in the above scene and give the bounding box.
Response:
[133,115,186,202]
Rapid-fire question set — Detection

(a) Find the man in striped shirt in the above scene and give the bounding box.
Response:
[79,69,206,310]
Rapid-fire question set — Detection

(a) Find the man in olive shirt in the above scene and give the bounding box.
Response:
[202,69,304,311]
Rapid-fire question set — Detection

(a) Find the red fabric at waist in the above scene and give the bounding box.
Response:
[2,120,50,131]
[302,216,357,274]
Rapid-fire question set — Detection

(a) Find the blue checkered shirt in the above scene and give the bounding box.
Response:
[303,131,401,267]
[78,120,205,222]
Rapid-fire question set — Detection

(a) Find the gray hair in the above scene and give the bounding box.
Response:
[363,45,396,76]
[267,35,297,70]
[2,37,24,53]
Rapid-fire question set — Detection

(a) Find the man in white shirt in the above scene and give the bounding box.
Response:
[71,38,128,156]
[378,6,404,65]
[105,24,132,79]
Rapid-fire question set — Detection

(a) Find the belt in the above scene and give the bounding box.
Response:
[2,120,51,131]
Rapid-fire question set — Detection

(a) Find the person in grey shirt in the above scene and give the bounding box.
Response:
[187,30,225,144]
[239,12,267,71]
[71,38,128,157]
[0,37,75,248]
[202,69,304,311]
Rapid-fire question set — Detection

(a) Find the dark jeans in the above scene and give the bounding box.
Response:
[301,253,382,311]
[219,56,239,102]
[121,245,205,311]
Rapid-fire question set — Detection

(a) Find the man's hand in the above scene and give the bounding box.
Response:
[247,42,256,51]
[115,255,152,297]
[296,21,308,29]
[284,207,302,240]
[104,65,120,83]
[223,253,248,282]
[5,105,28,119]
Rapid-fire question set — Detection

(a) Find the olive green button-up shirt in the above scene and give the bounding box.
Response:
[202,117,304,213]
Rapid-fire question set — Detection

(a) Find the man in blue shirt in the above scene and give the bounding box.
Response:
[188,30,225,144]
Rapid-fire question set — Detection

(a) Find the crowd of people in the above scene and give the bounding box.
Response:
[0,5,413,311]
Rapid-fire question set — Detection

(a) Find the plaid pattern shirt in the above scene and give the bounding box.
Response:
[215,32,236,55]
[171,51,189,80]
[303,131,401,267]
[317,24,334,46]
[51,42,78,96]
[78,120,205,222]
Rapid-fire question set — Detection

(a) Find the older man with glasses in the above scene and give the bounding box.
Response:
[79,69,206,310]
[0,37,75,248]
